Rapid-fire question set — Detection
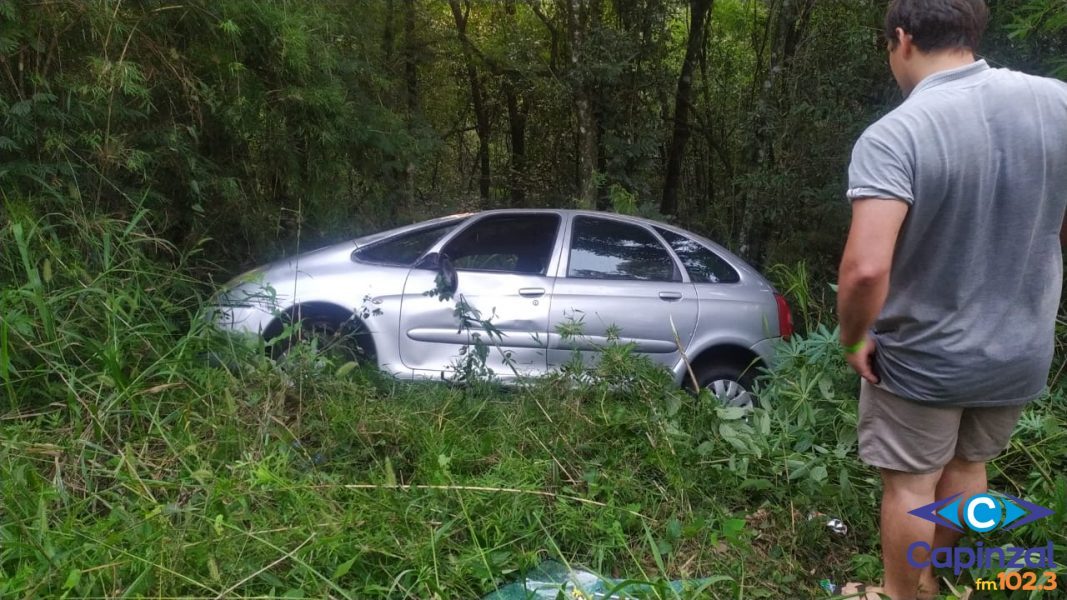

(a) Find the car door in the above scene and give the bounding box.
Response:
[547,215,699,371]
[398,213,563,379]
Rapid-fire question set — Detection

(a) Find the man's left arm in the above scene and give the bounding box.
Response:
[837,198,909,383]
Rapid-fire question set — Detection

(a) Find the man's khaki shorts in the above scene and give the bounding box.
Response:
[857,380,1025,474]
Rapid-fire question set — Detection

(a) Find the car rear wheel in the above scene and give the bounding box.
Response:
[694,363,758,409]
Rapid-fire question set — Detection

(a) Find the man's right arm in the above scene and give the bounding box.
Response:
[838,198,909,384]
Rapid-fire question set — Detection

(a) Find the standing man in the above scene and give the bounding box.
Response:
[837,0,1067,598]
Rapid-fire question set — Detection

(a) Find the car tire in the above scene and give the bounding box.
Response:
[693,362,759,409]
[275,317,371,365]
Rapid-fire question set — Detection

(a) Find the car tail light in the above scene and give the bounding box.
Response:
[775,293,794,340]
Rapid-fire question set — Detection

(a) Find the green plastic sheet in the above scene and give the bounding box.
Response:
[483,560,720,599]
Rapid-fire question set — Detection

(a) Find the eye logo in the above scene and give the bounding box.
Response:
[909,492,1053,533]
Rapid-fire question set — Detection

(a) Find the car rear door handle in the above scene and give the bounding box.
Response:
[658,291,683,301]
[519,287,546,298]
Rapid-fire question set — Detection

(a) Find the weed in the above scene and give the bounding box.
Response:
[1,211,1065,598]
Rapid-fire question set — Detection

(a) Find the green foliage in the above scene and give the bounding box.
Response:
[768,261,838,335]
[996,0,1067,79]
[2,3,1067,597]
[2,0,1058,279]
[0,1,440,271]
[3,205,1064,598]
[0,207,215,412]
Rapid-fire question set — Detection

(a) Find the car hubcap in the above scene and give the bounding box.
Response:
[706,378,754,409]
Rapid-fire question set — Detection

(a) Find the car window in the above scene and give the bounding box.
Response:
[354,222,463,266]
[442,214,560,274]
[567,217,677,281]
[655,228,740,284]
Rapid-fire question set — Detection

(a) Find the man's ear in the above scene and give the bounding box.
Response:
[895,27,913,57]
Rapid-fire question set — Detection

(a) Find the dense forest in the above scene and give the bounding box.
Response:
[2,1,1067,598]
[2,0,1061,277]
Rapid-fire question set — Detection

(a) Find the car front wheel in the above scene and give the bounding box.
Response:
[275,317,371,365]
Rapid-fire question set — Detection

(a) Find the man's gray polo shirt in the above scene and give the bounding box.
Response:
[847,60,1067,407]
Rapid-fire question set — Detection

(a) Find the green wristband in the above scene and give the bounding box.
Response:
[842,339,866,355]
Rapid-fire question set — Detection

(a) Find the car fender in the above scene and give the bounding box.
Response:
[672,331,779,386]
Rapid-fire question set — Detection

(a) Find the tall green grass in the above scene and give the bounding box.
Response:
[0,210,1064,598]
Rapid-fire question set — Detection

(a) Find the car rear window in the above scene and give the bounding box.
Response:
[655,228,740,284]
[354,221,462,266]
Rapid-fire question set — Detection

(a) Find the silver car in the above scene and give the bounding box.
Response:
[214,209,792,406]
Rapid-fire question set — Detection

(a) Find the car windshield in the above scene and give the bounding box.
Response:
[354,220,464,266]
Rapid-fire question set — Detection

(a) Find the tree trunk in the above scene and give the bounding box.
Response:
[382,0,396,64]
[738,0,815,260]
[402,0,419,208]
[503,1,527,206]
[660,0,714,216]
[503,77,527,206]
[473,79,491,201]
[567,0,599,209]
[449,0,491,201]
[403,0,418,114]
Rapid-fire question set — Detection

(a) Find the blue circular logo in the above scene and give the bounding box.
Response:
[964,494,1004,532]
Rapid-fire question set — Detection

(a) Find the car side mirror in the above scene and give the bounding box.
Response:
[419,252,458,300]
[437,254,458,298]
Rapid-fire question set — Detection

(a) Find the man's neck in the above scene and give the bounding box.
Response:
[906,50,977,95]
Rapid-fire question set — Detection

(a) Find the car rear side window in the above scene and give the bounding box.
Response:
[442,214,561,274]
[567,217,677,281]
[354,222,462,266]
[655,227,740,283]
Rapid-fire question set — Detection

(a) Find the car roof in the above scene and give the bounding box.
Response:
[444,207,681,228]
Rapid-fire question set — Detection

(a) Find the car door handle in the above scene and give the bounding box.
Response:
[658,291,683,301]
[519,287,546,298]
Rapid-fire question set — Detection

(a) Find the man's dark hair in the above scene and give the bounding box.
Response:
[885,0,989,53]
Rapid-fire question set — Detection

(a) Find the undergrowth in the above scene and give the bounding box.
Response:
[1,210,1065,599]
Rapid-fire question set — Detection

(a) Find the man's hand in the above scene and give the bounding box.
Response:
[845,334,880,384]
